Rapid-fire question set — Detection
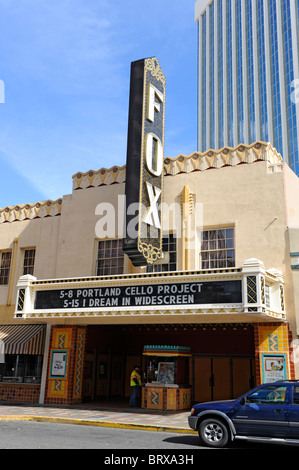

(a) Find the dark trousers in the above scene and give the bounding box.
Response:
[129,386,139,407]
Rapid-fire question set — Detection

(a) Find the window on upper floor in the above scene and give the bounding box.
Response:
[200,228,235,269]
[96,239,124,276]
[147,233,177,273]
[0,251,12,285]
[23,249,36,276]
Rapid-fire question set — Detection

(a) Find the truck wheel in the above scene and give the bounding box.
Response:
[198,418,229,448]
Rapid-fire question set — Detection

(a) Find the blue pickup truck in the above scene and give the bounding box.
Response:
[188,380,299,447]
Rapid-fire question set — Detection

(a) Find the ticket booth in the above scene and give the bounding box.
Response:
[141,345,191,411]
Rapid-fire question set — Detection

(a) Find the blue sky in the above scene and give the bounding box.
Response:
[0,0,197,207]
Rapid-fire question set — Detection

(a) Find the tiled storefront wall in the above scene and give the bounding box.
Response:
[142,386,191,411]
[45,325,86,405]
[254,323,295,384]
[0,384,40,403]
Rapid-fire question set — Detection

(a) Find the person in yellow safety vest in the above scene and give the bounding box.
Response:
[129,365,142,407]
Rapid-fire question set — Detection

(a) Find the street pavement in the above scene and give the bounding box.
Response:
[0,401,195,434]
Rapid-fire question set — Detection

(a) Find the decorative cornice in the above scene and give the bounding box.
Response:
[0,141,284,224]
[0,199,62,224]
[163,141,283,176]
[72,141,283,190]
[72,165,126,190]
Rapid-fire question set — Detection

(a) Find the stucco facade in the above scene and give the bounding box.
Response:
[0,141,298,405]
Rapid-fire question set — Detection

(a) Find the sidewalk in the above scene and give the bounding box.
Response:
[0,402,195,434]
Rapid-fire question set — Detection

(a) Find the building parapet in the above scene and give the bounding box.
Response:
[0,199,62,224]
[163,141,282,176]
[72,165,126,191]
[72,141,282,191]
[0,142,282,224]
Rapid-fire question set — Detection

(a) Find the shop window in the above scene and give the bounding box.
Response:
[0,251,12,285]
[200,228,235,269]
[0,354,43,383]
[96,239,124,276]
[23,249,36,276]
[145,355,189,386]
[147,234,177,273]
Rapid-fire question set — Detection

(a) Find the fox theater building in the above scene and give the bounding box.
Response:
[0,57,298,410]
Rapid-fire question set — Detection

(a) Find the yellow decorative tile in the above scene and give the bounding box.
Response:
[52,328,72,349]
[47,379,67,398]
[166,389,176,410]
[180,389,190,409]
[147,388,163,410]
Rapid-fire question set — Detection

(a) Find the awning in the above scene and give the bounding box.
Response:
[0,325,46,355]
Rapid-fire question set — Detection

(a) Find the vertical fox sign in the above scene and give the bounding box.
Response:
[123,57,165,266]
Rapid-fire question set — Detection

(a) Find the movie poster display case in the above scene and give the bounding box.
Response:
[141,345,191,411]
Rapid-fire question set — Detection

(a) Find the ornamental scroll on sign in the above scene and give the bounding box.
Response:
[123,57,165,266]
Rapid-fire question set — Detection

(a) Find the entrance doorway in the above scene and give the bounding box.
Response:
[82,350,141,403]
[193,355,255,402]
[82,324,255,404]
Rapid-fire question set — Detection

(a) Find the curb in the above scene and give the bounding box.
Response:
[0,415,196,434]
